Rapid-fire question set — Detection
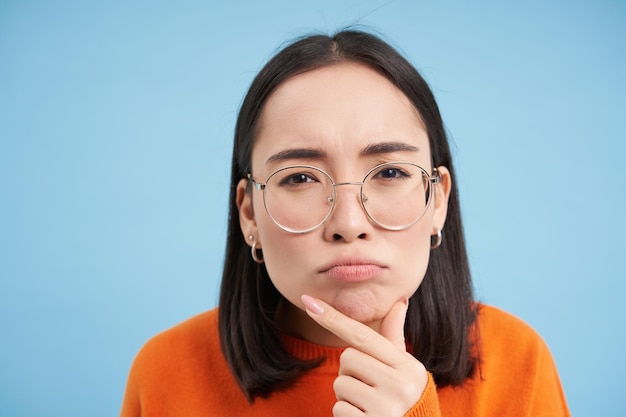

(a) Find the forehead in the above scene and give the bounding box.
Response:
[253,62,430,170]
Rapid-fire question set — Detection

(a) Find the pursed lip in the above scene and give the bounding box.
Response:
[318,257,386,282]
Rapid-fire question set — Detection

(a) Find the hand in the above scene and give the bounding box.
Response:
[301,295,428,417]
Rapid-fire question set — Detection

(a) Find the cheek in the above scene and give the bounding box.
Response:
[261,236,315,310]
[394,215,434,292]
[254,206,312,305]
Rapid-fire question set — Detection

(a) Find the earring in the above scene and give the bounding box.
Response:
[251,241,264,264]
[431,228,442,249]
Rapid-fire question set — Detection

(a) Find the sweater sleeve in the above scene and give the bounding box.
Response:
[525,333,570,416]
[488,306,570,417]
[404,372,441,417]
[435,305,570,417]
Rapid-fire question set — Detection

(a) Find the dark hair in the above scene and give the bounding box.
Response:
[219,29,478,402]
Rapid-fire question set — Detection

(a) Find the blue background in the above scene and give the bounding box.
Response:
[1,1,624,416]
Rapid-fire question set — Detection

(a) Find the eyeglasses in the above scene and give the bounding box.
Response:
[247,162,439,234]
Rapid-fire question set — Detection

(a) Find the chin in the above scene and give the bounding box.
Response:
[333,298,382,325]
[328,288,395,325]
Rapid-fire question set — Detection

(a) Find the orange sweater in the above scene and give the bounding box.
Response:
[120,305,570,416]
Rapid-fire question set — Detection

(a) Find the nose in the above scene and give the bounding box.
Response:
[322,182,373,242]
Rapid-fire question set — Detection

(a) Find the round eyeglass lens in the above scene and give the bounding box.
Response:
[361,162,432,230]
[262,166,335,233]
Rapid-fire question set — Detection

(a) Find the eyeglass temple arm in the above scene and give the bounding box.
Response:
[430,167,440,184]
[247,173,266,190]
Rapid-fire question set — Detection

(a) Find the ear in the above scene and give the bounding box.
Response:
[236,178,258,248]
[432,165,452,233]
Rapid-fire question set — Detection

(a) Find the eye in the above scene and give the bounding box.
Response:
[278,172,318,186]
[373,166,411,180]
[287,173,313,184]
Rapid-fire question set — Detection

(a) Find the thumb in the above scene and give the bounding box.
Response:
[378,297,409,352]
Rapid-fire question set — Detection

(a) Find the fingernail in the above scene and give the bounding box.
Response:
[401,297,409,307]
[301,295,324,314]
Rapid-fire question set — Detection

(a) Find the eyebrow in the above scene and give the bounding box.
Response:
[265,141,419,165]
[361,142,420,156]
[266,148,326,164]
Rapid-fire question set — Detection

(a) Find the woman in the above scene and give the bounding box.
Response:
[120,30,570,416]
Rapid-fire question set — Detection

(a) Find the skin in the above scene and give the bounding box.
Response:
[237,62,452,416]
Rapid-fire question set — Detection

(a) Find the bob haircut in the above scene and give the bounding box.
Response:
[219,29,478,402]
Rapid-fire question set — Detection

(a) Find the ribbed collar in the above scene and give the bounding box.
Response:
[280,333,346,372]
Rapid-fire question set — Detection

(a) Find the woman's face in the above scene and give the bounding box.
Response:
[237,62,451,345]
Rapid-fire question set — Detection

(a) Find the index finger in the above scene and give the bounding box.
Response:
[301,294,408,367]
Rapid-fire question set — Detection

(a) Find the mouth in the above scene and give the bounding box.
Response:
[319,258,385,282]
